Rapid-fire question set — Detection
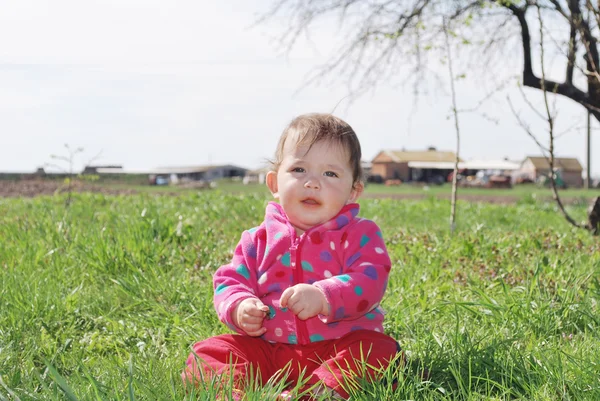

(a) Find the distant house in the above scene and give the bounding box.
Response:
[371,148,461,182]
[150,164,247,185]
[82,165,124,174]
[244,166,271,185]
[517,156,583,188]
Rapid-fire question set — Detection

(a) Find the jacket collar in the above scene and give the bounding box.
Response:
[266,201,359,235]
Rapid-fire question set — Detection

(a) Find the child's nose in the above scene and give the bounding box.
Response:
[304,176,320,189]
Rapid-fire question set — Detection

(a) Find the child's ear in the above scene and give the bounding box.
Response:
[266,171,279,198]
[348,181,364,203]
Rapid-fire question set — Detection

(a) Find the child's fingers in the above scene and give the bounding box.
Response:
[246,307,267,317]
[279,287,295,307]
[242,314,264,325]
[244,327,267,337]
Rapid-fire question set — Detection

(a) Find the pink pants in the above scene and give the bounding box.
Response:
[183,330,400,398]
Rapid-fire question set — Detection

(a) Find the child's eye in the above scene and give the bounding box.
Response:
[291,167,305,173]
[324,171,338,178]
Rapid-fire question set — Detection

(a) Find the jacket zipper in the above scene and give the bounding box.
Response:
[289,232,310,345]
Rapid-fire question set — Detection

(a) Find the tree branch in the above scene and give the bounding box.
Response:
[503,2,599,120]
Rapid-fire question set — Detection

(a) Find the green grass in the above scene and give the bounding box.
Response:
[1,191,599,400]
[98,180,600,200]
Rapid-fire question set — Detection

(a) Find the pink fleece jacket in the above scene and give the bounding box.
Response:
[213,201,392,345]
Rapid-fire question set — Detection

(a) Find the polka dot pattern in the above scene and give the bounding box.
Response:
[357,300,369,312]
[310,334,325,342]
[346,252,361,267]
[319,250,332,262]
[246,243,257,259]
[336,215,349,228]
[309,231,323,244]
[364,266,378,280]
[267,283,282,293]
[301,261,314,272]
[236,264,250,280]
[214,202,389,345]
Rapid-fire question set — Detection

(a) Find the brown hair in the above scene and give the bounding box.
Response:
[271,113,363,186]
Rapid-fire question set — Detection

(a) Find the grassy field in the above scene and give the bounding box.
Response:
[97,180,600,200]
[1,191,599,400]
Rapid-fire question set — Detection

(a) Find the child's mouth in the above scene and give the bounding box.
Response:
[302,198,320,205]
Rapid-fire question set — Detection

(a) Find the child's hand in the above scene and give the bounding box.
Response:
[232,298,270,337]
[280,284,329,320]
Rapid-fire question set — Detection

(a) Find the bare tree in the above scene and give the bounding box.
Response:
[510,4,588,231]
[45,144,102,207]
[263,1,600,120]
[261,0,600,233]
[443,16,462,234]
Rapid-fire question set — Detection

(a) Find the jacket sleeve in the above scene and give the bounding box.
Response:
[313,219,391,323]
[213,228,261,333]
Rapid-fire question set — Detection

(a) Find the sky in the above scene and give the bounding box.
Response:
[1,0,599,177]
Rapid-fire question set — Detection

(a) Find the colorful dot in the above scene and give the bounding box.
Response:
[288,334,297,344]
[336,274,351,283]
[375,247,384,254]
[258,273,268,284]
[275,328,283,337]
[360,234,370,247]
[354,286,363,296]
[274,232,283,240]
[246,243,257,259]
[320,250,332,262]
[268,305,276,319]
[351,326,364,332]
[336,215,349,228]
[236,264,250,280]
[324,270,333,278]
[364,266,378,280]
[376,231,383,238]
[310,334,325,342]
[215,284,228,294]
[310,232,323,244]
[357,299,369,312]
[301,261,314,272]
[334,307,345,319]
[281,253,291,267]
[275,270,286,278]
[330,241,335,250]
[366,313,376,320]
[268,283,282,293]
[346,252,361,267]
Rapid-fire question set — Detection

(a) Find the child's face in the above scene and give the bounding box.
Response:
[267,137,363,234]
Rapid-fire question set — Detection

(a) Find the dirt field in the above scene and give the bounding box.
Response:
[0,180,138,198]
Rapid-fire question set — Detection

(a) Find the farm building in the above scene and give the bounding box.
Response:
[244,166,271,184]
[371,148,461,183]
[150,164,247,185]
[515,156,583,188]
